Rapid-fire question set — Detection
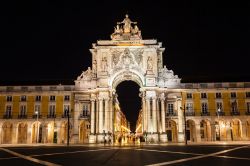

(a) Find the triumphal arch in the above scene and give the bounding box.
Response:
[74,15,183,143]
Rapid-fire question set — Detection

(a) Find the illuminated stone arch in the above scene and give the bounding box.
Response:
[79,120,90,143]
[231,118,242,141]
[246,119,250,140]
[200,119,212,141]
[2,122,13,144]
[110,69,144,89]
[31,121,42,143]
[165,119,177,142]
[17,122,28,144]
[186,119,196,142]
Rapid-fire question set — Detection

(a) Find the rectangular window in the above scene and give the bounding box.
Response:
[216,102,223,111]
[231,101,238,112]
[63,105,70,116]
[64,95,70,101]
[82,104,89,116]
[49,105,56,116]
[231,92,236,98]
[20,95,26,102]
[186,93,192,99]
[50,95,56,101]
[215,93,222,99]
[6,105,12,116]
[247,102,250,113]
[186,103,193,112]
[246,92,250,98]
[20,105,26,115]
[167,103,174,114]
[35,96,41,102]
[6,96,12,102]
[201,93,207,99]
[201,103,208,113]
[34,105,41,115]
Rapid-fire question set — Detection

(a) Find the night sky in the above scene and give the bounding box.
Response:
[1,1,249,130]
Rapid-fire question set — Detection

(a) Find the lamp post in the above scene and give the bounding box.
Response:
[35,110,39,143]
[180,104,187,145]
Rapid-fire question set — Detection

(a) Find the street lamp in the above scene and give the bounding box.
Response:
[180,104,187,145]
[35,110,39,143]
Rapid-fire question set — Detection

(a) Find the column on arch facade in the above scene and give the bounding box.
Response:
[142,96,147,133]
[152,97,157,133]
[161,98,166,133]
[98,98,104,134]
[104,98,109,133]
[90,99,95,134]
[146,97,151,132]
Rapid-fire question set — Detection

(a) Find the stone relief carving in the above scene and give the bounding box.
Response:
[77,67,93,81]
[131,49,143,65]
[101,57,108,72]
[111,49,122,66]
[122,48,133,66]
[159,65,178,79]
[147,56,153,70]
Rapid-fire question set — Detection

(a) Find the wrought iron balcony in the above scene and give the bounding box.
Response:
[166,112,177,116]
[79,114,90,119]
[245,112,250,115]
[201,112,210,116]
[62,114,71,118]
[185,112,195,116]
[231,111,240,116]
[47,114,56,118]
[216,112,225,116]
[3,114,12,119]
[18,114,27,119]
[32,114,42,119]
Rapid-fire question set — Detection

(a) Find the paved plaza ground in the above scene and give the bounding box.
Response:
[0,142,250,166]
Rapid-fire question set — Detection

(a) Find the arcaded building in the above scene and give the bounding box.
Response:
[0,15,250,144]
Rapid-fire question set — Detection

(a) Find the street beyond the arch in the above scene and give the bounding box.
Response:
[0,144,250,166]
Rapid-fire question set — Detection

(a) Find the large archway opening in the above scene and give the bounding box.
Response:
[116,81,141,133]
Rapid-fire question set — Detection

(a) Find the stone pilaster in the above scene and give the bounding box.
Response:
[90,99,95,134]
[104,98,109,132]
[71,102,80,143]
[98,98,103,133]
[142,96,147,133]
[152,98,157,133]
[146,98,151,132]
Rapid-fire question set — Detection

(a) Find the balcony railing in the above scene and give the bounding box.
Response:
[201,112,210,116]
[166,112,177,116]
[216,112,225,116]
[3,114,12,119]
[231,112,240,116]
[245,112,250,115]
[47,114,56,118]
[185,112,195,116]
[18,114,27,119]
[62,114,71,118]
[32,114,42,119]
[79,114,90,119]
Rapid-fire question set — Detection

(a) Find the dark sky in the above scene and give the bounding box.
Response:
[1,0,249,131]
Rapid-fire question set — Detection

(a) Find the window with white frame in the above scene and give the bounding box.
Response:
[167,103,174,114]
[35,95,41,102]
[247,102,250,113]
[49,105,56,116]
[215,93,222,99]
[246,92,250,98]
[63,105,70,117]
[231,92,236,98]
[20,105,26,115]
[6,96,12,102]
[34,105,41,115]
[231,101,238,112]
[201,93,207,99]
[5,105,12,116]
[64,95,70,101]
[201,103,208,113]
[82,104,89,116]
[216,102,223,112]
[186,93,192,99]
[20,95,26,102]
[186,103,193,112]
[50,95,56,101]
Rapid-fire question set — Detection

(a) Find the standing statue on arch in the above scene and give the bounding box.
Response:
[117,14,137,33]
